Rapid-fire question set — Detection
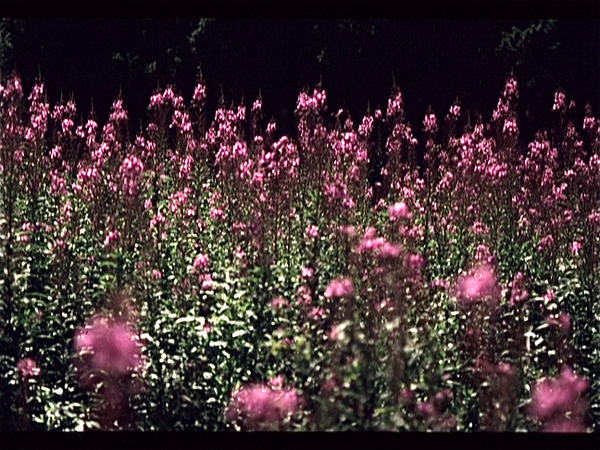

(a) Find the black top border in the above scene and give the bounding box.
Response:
[1,1,599,20]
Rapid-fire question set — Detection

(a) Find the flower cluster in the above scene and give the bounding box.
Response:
[529,366,589,432]
[225,383,301,430]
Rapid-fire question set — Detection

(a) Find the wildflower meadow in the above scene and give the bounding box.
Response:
[0,69,598,432]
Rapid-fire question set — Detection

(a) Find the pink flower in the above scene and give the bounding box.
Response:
[199,273,213,290]
[226,384,301,429]
[529,366,589,431]
[269,375,285,389]
[423,111,438,134]
[301,266,314,279]
[151,269,162,280]
[454,264,499,306]
[270,296,288,310]
[552,90,566,112]
[193,253,209,272]
[74,316,143,378]
[309,307,326,319]
[448,103,460,119]
[210,207,225,222]
[509,271,528,306]
[17,358,40,379]
[324,277,354,299]
[305,224,319,239]
[388,201,411,221]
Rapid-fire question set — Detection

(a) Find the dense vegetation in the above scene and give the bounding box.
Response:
[0,70,598,431]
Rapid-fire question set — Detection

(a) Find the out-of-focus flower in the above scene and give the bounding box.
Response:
[226,384,301,430]
[454,264,500,306]
[193,253,209,273]
[74,315,143,379]
[18,358,40,379]
[388,201,411,221]
[305,224,319,239]
[423,111,438,134]
[529,366,589,432]
[270,296,288,310]
[509,271,528,306]
[151,269,162,280]
[324,277,354,299]
[301,266,314,279]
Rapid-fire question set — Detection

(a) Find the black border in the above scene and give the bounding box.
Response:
[0,1,599,20]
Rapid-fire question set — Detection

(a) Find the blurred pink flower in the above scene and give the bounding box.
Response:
[226,384,301,429]
[270,296,288,310]
[529,366,589,431]
[151,269,162,280]
[324,277,354,299]
[454,264,499,305]
[74,316,143,378]
[17,358,40,379]
[388,201,411,221]
[193,253,209,273]
[305,224,319,239]
[301,266,314,280]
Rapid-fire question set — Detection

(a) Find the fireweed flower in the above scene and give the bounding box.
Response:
[74,315,143,379]
[454,264,500,306]
[301,267,314,279]
[529,366,589,432]
[17,358,40,379]
[448,103,461,119]
[388,201,412,221]
[324,277,354,299]
[552,89,567,112]
[423,110,438,134]
[193,253,209,273]
[509,272,528,306]
[270,296,288,310]
[305,224,319,239]
[226,384,301,429]
[503,117,518,135]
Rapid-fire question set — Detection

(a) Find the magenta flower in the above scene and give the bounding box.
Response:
[454,264,499,306]
[529,366,589,432]
[423,111,438,134]
[226,384,301,429]
[74,316,143,378]
[301,266,314,280]
[270,296,288,310]
[17,358,40,379]
[305,224,319,239]
[324,277,354,299]
[193,253,210,273]
[509,272,528,306]
[388,201,411,221]
[552,89,566,112]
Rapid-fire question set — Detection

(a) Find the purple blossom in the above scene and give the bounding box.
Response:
[552,90,566,112]
[18,358,40,379]
[193,253,209,272]
[226,384,301,429]
[325,277,354,299]
[529,366,589,432]
[454,264,499,306]
[388,201,412,221]
[74,315,143,378]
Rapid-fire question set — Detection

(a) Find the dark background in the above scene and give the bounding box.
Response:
[0,1,599,144]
